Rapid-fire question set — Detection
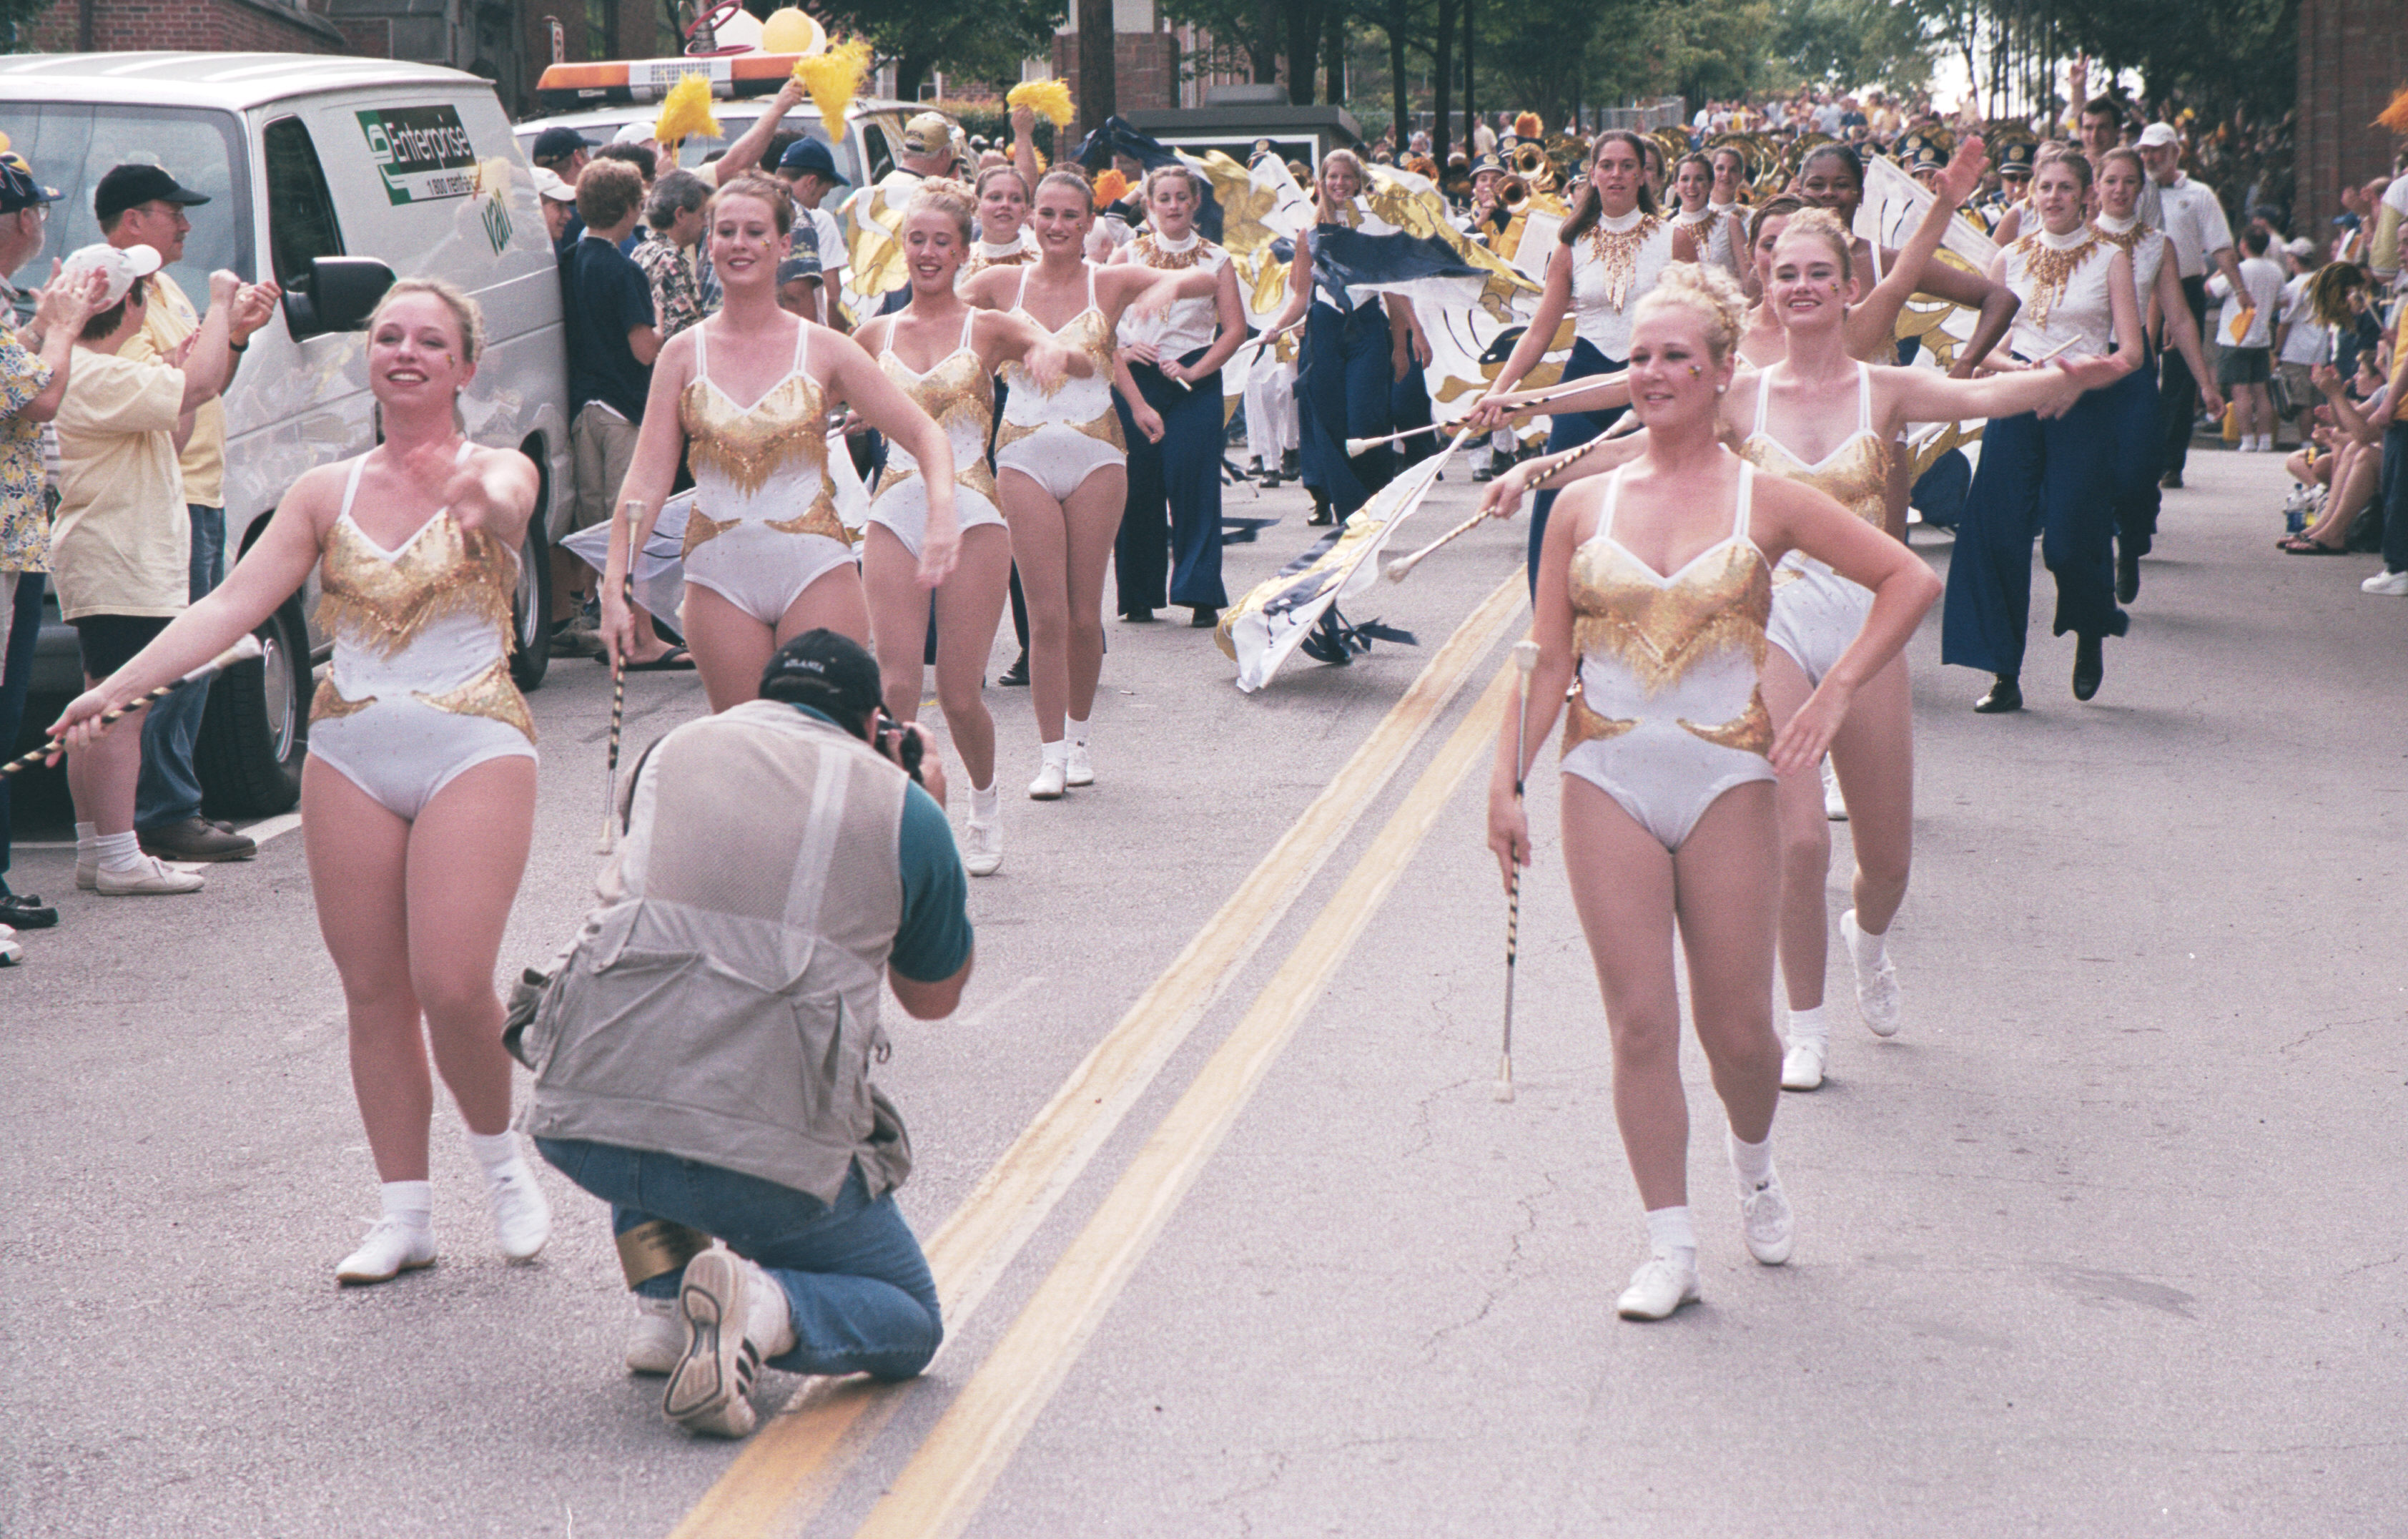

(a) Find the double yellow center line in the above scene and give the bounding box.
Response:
[673,574,1529,1539]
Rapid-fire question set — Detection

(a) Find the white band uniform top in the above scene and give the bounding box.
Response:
[1740,363,1891,687]
[307,448,536,822]
[869,308,1005,559]
[995,263,1125,501]
[1569,209,1677,359]
[678,320,855,625]
[2090,212,2166,322]
[2003,226,2118,361]
[1115,230,1228,361]
[1559,462,1778,852]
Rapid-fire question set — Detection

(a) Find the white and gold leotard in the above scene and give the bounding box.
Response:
[678,318,854,624]
[868,308,1005,559]
[1559,461,1777,850]
[1739,363,1891,685]
[307,449,535,820]
[994,264,1125,501]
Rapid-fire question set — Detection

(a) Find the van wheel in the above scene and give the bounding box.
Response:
[197,592,309,817]
[510,516,552,692]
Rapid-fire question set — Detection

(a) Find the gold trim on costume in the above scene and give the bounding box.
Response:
[1133,233,1220,271]
[1584,213,1667,313]
[1567,538,1771,696]
[680,374,831,496]
[1679,687,1773,756]
[767,486,854,544]
[315,514,515,657]
[1739,433,1890,528]
[1560,684,1637,754]
[879,348,1002,502]
[414,657,536,742]
[310,675,375,724]
[2013,232,2099,330]
[681,506,736,558]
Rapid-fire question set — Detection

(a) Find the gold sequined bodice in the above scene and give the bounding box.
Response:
[998,265,1125,451]
[877,324,1000,501]
[1567,533,1772,694]
[317,511,514,657]
[681,371,832,496]
[1739,431,1889,528]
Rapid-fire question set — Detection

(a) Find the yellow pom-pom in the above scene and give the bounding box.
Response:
[759,7,821,55]
[2378,87,2408,136]
[653,72,721,151]
[1091,168,1127,208]
[1007,79,1075,129]
[794,36,872,140]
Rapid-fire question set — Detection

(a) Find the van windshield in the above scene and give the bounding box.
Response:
[0,104,252,315]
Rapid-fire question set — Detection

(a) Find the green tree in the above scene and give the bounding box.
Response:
[1772,0,1936,94]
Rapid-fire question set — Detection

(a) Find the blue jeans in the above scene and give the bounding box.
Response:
[0,569,41,884]
[536,1139,943,1382]
[136,503,224,831]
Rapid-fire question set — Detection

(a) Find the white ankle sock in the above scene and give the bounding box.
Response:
[744,1257,797,1357]
[1785,1001,1829,1046]
[1847,918,1888,968]
[464,1129,522,1182]
[1643,1205,1696,1255]
[969,782,1000,821]
[1040,739,1068,767]
[75,821,97,860]
[1067,717,1090,748]
[1727,1130,1775,1190]
[380,1180,435,1231]
[94,830,143,876]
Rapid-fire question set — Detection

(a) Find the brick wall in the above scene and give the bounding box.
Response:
[1050,31,1180,142]
[24,0,346,54]
[2296,0,2408,227]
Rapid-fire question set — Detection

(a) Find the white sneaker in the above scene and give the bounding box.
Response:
[1065,741,1094,787]
[962,817,1002,877]
[624,1294,683,1375]
[95,855,204,895]
[1841,910,1902,1038]
[663,1249,790,1438]
[2363,569,2408,597]
[1739,1171,1795,1265]
[1822,758,1847,820]
[1028,757,1067,800]
[0,923,21,966]
[1616,1252,1701,1319]
[485,1162,551,1262]
[1780,1036,1826,1091]
[336,1216,437,1285]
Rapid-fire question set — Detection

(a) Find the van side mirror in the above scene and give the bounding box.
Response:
[282,256,397,341]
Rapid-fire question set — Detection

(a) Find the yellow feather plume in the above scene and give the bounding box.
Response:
[2378,86,2408,136]
[653,72,721,150]
[1007,79,1075,129]
[795,37,872,139]
[1091,169,1128,209]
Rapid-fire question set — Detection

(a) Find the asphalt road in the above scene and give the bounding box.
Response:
[1,443,2401,1538]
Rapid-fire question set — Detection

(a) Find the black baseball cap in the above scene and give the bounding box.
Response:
[0,153,58,214]
[777,137,849,185]
[759,629,883,733]
[531,126,591,166]
[94,162,209,224]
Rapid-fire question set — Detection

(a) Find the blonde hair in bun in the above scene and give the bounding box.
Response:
[1634,262,1747,363]
[906,178,979,244]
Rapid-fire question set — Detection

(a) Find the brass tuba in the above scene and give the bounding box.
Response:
[1499,174,1534,214]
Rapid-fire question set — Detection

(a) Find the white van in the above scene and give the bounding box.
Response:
[0,51,569,812]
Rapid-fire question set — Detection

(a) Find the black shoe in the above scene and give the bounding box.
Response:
[1472,463,1496,483]
[1121,606,1157,623]
[999,649,1030,687]
[1281,449,1300,479]
[2071,635,2103,701]
[0,891,58,929]
[1973,674,2023,713]
[2116,549,2141,603]
[1258,468,1282,488]
[2158,469,2182,490]
[1189,606,1220,628]
[1307,496,1336,526]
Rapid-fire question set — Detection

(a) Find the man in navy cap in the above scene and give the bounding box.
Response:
[774,137,850,326]
[97,162,280,867]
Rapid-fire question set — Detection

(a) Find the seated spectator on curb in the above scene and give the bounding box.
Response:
[520,629,970,1439]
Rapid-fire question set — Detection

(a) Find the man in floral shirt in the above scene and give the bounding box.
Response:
[633,170,713,342]
[0,152,106,945]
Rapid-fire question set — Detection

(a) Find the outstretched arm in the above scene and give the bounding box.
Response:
[709,77,807,184]
[1846,136,1987,357]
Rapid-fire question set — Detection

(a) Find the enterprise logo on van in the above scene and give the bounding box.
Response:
[358,105,479,205]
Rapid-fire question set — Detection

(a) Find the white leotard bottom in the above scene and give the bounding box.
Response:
[683,523,858,625]
[867,481,1005,560]
[993,427,1126,503]
[1766,565,1874,687]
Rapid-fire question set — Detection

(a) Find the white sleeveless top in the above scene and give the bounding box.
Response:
[2091,213,2166,318]
[2003,226,2118,359]
[1567,209,1675,359]
[1115,230,1228,360]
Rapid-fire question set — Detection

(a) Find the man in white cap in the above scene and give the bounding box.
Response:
[49,242,271,895]
[845,111,960,315]
[2136,123,2245,489]
[533,165,581,246]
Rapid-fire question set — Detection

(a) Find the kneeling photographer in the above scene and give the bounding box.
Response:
[517,629,972,1439]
